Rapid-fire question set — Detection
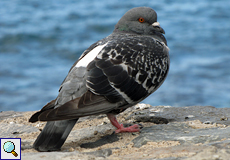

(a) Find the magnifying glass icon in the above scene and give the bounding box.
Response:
[3,141,18,157]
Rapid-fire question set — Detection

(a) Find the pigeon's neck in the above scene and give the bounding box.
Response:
[149,31,167,46]
[112,30,167,46]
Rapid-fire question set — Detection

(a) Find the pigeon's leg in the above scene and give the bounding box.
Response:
[107,113,140,133]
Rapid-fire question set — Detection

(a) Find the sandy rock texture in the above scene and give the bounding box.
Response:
[1,104,230,160]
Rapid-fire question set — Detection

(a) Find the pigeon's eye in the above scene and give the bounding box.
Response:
[138,17,145,23]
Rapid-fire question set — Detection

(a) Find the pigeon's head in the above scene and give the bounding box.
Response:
[114,7,166,44]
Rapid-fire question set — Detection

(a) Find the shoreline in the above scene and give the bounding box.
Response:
[1,104,230,159]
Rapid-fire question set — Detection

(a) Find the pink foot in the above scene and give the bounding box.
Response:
[107,113,141,134]
[114,123,140,133]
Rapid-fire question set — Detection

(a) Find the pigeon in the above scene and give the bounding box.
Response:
[29,7,170,152]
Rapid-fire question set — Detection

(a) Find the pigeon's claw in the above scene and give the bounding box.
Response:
[107,113,141,133]
[115,124,140,133]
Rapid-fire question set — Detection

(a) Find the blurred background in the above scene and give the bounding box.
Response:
[0,0,230,111]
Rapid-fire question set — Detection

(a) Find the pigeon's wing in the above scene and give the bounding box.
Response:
[29,41,106,122]
[31,36,169,122]
[29,39,125,122]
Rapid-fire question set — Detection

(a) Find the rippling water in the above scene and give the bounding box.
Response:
[0,0,230,111]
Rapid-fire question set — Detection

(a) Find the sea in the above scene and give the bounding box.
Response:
[0,0,230,111]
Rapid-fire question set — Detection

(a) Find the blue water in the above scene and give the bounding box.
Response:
[0,0,230,111]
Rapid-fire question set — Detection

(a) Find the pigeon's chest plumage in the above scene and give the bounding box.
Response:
[86,35,170,105]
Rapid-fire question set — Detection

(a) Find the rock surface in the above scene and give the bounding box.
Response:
[1,104,230,159]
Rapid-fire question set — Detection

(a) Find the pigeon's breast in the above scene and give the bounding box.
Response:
[86,35,170,104]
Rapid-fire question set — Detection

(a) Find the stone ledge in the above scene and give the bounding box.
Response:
[0,104,230,159]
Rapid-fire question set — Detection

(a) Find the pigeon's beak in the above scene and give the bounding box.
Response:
[152,22,165,34]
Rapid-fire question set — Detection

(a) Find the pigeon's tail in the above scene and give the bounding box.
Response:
[33,119,78,151]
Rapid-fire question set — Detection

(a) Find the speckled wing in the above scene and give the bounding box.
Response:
[30,40,126,122]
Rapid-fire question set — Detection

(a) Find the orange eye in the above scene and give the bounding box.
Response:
[138,17,145,23]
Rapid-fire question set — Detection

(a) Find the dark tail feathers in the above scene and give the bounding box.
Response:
[33,119,78,151]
